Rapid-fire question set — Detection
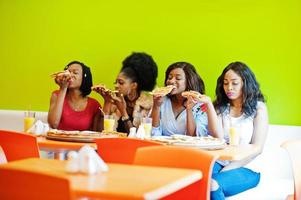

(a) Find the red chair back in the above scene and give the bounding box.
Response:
[95,137,162,164]
[134,146,218,200]
[0,146,7,164]
[0,130,40,161]
[0,167,72,200]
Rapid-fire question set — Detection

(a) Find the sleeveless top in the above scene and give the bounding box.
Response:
[220,101,265,145]
[53,91,100,131]
[218,101,265,166]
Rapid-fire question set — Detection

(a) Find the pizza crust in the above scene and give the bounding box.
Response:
[50,70,71,79]
[47,129,127,139]
[91,84,119,97]
[182,90,202,100]
[150,85,176,96]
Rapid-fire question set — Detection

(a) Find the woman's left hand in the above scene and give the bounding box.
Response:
[195,94,211,105]
[185,96,197,110]
[111,92,127,116]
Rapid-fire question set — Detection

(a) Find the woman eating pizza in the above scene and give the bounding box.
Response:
[48,61,102,131]
[151,62,222,138]
[93,52,158,134]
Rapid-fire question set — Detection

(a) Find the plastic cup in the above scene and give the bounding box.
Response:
[141,117,152,138]
[24,111,35,132]
[104,115,115,132]
[229,126,240,146]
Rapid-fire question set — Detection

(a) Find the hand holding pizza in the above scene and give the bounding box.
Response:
[51,70,72,89]
[150,85,175,97]
[153,95,164,108]
[182,90,212,105]
[92,84,112,102]
[110,92,128,116]
[151,85,175,108]
[92,84,120,103]
[185,96,197,110]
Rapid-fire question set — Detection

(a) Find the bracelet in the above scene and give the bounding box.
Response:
[122,118,131,123]
[121,116,130,123]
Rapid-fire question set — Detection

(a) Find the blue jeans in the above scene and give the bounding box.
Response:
[210,162,260,200]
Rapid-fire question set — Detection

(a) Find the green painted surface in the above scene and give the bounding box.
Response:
[0,0,300,125]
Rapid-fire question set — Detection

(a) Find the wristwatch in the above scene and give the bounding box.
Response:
[121,116,130,123]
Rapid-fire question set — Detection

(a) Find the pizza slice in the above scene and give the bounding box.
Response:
[50,70,71,79]
[181,90,202,100]
[91,83,119,97]
[91,83,107,91]
[150,85,176,96]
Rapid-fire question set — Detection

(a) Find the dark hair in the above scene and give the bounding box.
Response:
[164,62,205,94]
[121,52,158,92]
[65,61,93,97]
[214,61,265,117]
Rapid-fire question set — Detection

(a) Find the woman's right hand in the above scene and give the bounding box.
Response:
[55,75,70,89]
[153,95,164,108]
[151,95,163,128]
[93,87,112,102]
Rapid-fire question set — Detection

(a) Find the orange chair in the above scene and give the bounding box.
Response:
[0,146,7,164]
[281,139,301,200]
[133,146,218,200]
[0,130,40,161]
[0,167,72,200]
[95,137,162,164]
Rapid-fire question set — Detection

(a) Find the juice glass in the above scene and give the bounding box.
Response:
[24,111,35,132]
[141,117,152,138]
[229,125,241,146]
[104,115,115,132]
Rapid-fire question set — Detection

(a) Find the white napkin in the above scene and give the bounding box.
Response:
[65,151,80,173]
[128,127,137,138]
[136,125,145,139]
[27,120,49,136]
[66,145,109,175]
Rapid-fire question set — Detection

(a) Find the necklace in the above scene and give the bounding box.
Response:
[69,98,87,111]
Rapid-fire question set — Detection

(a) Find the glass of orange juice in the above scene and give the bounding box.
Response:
[228,125,241,146]
[24,111,36,132]
[104,115,115,132]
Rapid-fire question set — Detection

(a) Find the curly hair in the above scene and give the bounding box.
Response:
[121,52,158,92]
[214,61,265,117]
[65,61,93,97]
[164,62,205,94]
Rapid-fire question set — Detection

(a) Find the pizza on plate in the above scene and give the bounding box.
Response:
[47,129,127,139]
[47,130,102,139]
[151,134,226,149]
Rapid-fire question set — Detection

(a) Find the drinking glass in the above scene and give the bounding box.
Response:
[141,117,152,138]
[104,115,115,132]
[228,124,241,146]
[24,111,36,132]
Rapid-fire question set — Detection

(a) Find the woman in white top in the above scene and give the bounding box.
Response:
[210,62,269,200]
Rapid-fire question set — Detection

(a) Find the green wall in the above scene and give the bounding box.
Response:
[0,0,300,125]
